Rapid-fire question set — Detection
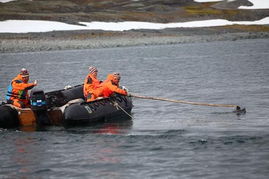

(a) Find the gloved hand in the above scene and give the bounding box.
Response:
[121,86,128,92]
[122,86,129,96]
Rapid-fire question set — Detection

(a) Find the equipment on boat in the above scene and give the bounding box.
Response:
[45,85,84,108]
[30,89,50,126]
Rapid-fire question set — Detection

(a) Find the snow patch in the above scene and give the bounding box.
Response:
[1,17,269,33]
[194,0,269,9]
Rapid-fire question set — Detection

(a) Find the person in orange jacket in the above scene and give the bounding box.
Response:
[6,68,38,108]
[83,66,102,102]
[97,72,128,99]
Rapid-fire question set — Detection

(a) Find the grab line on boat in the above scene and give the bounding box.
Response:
[112,101,133,119]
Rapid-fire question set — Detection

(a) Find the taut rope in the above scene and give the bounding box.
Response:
[130,94,239,108]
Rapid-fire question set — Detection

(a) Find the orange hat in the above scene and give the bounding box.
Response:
[20,68,29,77]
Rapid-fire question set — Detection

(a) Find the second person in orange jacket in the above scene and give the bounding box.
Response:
[92,73,127,102]
[84,66,102,102]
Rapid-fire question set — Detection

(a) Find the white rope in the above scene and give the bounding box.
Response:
[130,93,239,108]
[112,101,133,119]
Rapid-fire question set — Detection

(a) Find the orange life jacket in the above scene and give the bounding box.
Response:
[83,73,101,98]
[6,74,35,101]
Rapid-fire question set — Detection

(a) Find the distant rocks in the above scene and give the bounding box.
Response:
[1,29,268,53]
[212,0,253,10]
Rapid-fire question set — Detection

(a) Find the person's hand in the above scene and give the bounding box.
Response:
[121,86,129,96]
[125,91,129,96]
[33,80,38,86]
[121,86,128,92]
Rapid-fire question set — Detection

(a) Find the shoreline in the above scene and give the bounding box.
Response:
[1,27,269,53]
[1,0,269,53]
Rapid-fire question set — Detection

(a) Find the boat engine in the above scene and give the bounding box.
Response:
[30,89,50,126]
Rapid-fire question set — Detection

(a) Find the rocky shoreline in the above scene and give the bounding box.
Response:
[1,0,269,53]
[1,26,269,53]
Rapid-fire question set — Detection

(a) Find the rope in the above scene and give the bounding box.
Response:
[130,93,239,108]
[112,101,133,119]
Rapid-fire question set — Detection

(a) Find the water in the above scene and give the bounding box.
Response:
[1,39,269,178]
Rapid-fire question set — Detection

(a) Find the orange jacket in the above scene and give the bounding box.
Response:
[6,74,36,101]
[83,73,101,97]
[98,74,127,98]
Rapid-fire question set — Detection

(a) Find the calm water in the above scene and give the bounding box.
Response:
[1,39,269,178]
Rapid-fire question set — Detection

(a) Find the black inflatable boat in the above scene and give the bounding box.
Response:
[64,94,133,126]
[0,85,133,128]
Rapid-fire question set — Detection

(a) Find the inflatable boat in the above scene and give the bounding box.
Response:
[0,85,133,129]
[64,94,132,126]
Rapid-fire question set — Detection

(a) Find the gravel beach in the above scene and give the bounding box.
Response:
[1,26,269,53]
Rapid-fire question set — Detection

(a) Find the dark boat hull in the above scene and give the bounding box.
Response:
[0,104,63,129]
[0,105,19,128]
[64,95,133,126]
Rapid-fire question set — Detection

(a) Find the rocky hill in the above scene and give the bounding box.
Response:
[0,0,268,24]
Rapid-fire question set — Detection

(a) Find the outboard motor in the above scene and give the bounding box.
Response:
[30,89,50,126]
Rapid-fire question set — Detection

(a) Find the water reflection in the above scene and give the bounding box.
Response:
[65,117,133,135]
[94,117,133,135]
[19,125,38,132]
[9,136,37,178]
[95,123,130,135]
